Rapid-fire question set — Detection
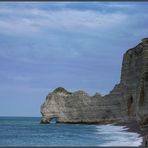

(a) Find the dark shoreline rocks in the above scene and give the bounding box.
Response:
[40,38,148,145]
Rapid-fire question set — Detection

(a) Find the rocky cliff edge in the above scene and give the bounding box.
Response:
[40,38,148,130]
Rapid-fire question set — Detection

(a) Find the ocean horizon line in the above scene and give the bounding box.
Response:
[0,116,41,118]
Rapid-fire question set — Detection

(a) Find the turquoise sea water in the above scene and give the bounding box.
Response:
[0,117,142,146]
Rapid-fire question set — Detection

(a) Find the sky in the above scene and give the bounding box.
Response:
[0,2,148,117]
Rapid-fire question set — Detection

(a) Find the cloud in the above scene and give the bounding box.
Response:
[0,6,128,35]
[0,4,147,89]
[0,2,147,38]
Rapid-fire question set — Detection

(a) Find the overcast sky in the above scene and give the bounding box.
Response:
[0,2,148,117]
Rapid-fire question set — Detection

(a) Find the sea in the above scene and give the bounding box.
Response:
[0,117,142,146]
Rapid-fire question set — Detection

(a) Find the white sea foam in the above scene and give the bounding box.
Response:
[96,124,142,146]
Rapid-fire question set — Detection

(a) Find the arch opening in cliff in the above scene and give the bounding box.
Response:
[50,117,58,123]
[127,95,133,116]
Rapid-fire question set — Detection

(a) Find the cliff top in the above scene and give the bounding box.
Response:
[73,90,89,96]
[93,92,102,97]
[53,87,72,95]
[142,38,148,43]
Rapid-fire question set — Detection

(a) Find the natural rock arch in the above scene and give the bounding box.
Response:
[50,116,58,123]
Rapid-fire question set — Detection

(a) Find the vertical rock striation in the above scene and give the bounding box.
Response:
[40,38,148,129]
[119,38,148,127]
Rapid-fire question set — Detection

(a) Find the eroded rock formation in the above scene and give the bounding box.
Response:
[41,38,148,129]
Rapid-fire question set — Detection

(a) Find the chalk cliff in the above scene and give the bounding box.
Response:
[119,38,148,128]
[40,38,148,129]
[41,87,122,123]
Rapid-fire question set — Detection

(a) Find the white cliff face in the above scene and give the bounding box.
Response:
[40,39,148,129]
[41,87,121,123]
